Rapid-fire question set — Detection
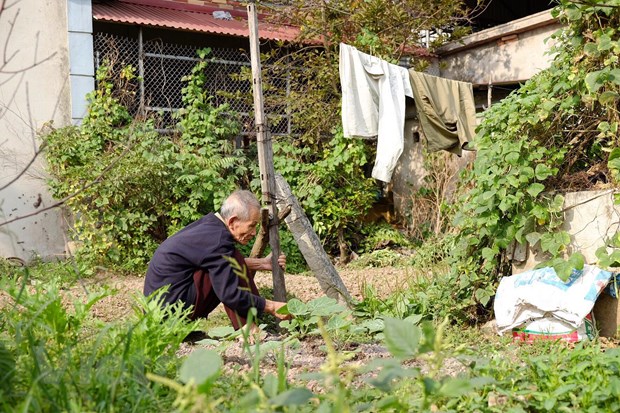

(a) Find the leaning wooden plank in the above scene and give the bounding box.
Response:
[274,173,353,304]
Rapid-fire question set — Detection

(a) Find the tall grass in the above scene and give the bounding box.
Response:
[0,265,197,412]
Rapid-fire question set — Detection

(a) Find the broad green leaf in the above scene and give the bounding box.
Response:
[475,288,492,306]
[584,42,599,56]
[552,260,574,282]
[505,151,520,163]
[360,318,384,334]
[527,183,545,197]
[326,314,350,331]
[611,68,620,85]
[481,247,497,262]
[568,252,585,271]
[286,298,309,316]
[550,194,565,212]
[383,317,421,359]
[438,377,475,397]
[276,303,290,315]
[565,6,582,21]
[207,326,235,338]
[404,314,423,325]
[535,164,554,180]
[598,34,613,51]
[269,388,314,407]
[179,349,221,385]
[367,362,419,392]
[585,69,605,93]
[525,231,542,246]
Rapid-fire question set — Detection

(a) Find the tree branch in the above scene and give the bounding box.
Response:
[0,141,136,228]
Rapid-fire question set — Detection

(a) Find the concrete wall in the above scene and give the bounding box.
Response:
[0,0,72,262]
[512,190,620,273]
[437,10,561,85]
[510,190,620,337]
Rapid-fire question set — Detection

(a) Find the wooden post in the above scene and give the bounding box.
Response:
[247,1,287,302]
[487,79,493,110]
[274,174,353,305]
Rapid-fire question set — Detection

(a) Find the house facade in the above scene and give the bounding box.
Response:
[0,0,296,263]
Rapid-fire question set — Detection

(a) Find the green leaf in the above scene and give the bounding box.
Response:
[207,326,235,338]
[269,388,314,407]
[276,304,290,315]
[599,91,619,105]
[475,288,492,306]
[383,317,421,359]
[552,259,574,282]
[505,151,520,163]
[527,183,545,197]
[585,69,605,93]
[438,377,475,397]
[535,164,554,180]
[568,252,585,271]
[598,34,613,51]
[179,349,221,385]
[286,298,309,316]
[326,315,351,331]
[565,6,582,21]
[584,42,600,56]
[525,231,542,246]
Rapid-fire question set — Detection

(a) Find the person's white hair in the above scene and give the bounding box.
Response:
[220,190,260,221]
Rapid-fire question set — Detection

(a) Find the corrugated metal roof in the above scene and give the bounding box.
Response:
[92,0,300,42]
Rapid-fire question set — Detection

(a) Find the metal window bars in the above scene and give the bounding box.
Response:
[93,31,293,137]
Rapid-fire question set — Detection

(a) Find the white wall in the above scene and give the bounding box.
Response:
[512,190,620,273]
[0,0,72,262]
[438,11,561,85]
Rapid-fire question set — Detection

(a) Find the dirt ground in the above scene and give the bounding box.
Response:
[75,266,416,323]
[8,265,619,385]
[60,266,471,382]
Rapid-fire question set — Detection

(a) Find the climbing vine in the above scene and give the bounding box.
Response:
[445,0,620,321]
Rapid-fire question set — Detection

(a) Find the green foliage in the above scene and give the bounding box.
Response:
[348,249,408,269]
[444,0,620,322]
[243,0,469,255]
[274,129,376,257]
[359,222,413,253]
[0,269,196,412]
[278,296,353,338]
[45,51,245,272]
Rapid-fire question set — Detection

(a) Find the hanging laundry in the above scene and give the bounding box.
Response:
[408,70,476,156]
[339,43,413,183]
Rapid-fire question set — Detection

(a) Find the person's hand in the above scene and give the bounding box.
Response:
[264,252,286,271]
[264,299,292,321]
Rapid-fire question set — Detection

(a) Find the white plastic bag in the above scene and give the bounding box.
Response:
[494,264,612,335]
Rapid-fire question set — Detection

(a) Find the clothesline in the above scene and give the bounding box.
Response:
[339,43,477,183]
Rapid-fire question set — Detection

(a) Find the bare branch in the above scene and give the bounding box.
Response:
[0,141,137,228]
[1,7,20,70]
[0,141,45,192]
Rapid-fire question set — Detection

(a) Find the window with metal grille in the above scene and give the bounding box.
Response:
[93,31,293,136]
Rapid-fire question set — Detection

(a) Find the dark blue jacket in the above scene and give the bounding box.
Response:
[143,213,266,317]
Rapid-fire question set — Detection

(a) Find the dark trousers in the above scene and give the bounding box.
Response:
[190,249,260,329]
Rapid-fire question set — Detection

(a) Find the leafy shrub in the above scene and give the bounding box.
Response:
[274,129,376,260]
[358,222,413,253]
[0,270,197,412]
[442,0,620,322]
[45,51,245,272]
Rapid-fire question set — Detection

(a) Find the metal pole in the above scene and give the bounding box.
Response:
[247,1,287,302]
